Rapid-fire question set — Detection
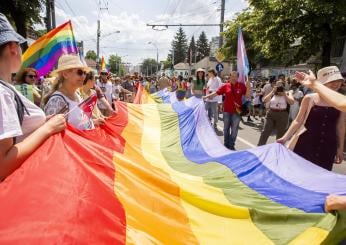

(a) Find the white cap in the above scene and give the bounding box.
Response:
[317,66,344,85]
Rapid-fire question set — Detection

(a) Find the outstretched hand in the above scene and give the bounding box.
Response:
[294,70,316,88]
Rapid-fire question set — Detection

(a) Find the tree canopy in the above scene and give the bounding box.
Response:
[85,50,97,61]
[196,31,210,62]
[169,27,188,65]
[223,0,346,68]
[108,55,126,76]
[141,58,159,76]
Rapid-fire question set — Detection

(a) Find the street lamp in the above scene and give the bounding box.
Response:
[148,41,159,76]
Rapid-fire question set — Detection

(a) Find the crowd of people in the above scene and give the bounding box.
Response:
[1,13,346,212]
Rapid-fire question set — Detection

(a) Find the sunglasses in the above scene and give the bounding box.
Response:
[101,72,108,76]
[26,74,37,79]
[76,69,87,76]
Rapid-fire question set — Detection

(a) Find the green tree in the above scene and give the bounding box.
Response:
[170,27,188,65]
[85,50,97,61]
[108,54,126,76]
[224,0,346,67]
[0,0,44,38]
[187,36,197,64]
[196,31,210,62]
[141,58,159,76]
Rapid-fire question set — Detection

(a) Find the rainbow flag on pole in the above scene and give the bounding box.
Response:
[0,89,346,243]
[237,27,250,83]
[22,21,78,77]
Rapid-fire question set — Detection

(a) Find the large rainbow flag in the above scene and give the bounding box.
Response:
[22,21,78,77]
[0,87,346,244]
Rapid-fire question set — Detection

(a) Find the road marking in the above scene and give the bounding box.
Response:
[216,125,256,148]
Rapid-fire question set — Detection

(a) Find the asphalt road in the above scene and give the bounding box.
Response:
[214,115,346,175]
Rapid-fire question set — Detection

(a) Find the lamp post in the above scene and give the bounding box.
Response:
[148,42,159,76]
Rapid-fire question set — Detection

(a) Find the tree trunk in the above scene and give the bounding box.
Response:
[321,24,332,67]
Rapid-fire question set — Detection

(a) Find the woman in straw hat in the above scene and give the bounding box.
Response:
[43,54,94,130]
[0,13,66,180]
[278,66,345,171]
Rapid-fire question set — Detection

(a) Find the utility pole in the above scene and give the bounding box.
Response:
[96,19,100,70]
[46,0,51,31]
[96,1,108,71]
[51,0,56,29]
[219,0,225,48]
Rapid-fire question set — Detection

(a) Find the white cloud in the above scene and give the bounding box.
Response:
[51,0,247,66]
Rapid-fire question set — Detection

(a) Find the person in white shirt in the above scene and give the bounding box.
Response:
[0,13,66,181]
[258,81,294,145]
[262,77,276,110]
[288,81,304,123]
[97,69,114,116]
[205,69,222,129]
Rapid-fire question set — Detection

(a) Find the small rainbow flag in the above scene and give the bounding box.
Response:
[100,55,106,71]
[22,21,78,77]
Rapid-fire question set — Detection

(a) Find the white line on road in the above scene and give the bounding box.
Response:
[217,126,256,148]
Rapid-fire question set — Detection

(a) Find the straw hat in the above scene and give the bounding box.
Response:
[317,66,344,85]
[51,54,90,76]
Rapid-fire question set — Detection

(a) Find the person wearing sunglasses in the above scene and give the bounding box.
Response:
[96,69,114,116]
[0,13,66,180]
[14,67,41,106]
[43,54,94,130]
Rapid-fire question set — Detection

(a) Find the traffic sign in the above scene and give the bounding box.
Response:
[216,50,225,63]
[215,63,224,72]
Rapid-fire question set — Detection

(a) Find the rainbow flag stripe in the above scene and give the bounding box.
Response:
[0,88,345,244]
[22,21,78,77]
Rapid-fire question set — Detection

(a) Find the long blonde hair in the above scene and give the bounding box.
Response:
[42,74,64,106]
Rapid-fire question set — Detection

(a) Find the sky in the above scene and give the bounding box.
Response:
[51,0,248,66]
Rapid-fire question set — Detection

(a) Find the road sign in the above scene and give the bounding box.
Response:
[216,50,225,63]
[215,63,224,72]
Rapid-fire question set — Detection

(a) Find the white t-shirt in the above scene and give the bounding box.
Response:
[44,91,94,130]
[206,76,222,102]
[269,95,287,110]
[112,84,123,100]
[0,82,46,143]
[252,91,262,105]
[97,80,113,109]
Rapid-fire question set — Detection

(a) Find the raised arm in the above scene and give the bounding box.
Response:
[296,70,346,112]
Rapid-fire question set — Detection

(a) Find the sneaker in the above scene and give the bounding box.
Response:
[229,146,236,151]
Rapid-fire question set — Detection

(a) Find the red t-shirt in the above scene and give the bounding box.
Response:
[217,82,247,113]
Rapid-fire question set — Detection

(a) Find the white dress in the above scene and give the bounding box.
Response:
[44,91,94,130]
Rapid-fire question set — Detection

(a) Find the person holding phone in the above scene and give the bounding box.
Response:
[43,55,94,130]
[257,81,294,146]
[0,13,66,181]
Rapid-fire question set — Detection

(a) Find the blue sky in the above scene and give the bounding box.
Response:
[52,0,248,65]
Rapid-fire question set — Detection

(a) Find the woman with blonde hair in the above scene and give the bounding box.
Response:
[0,13,65,180]
[43,54,94,130]
[278,66,345,171]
